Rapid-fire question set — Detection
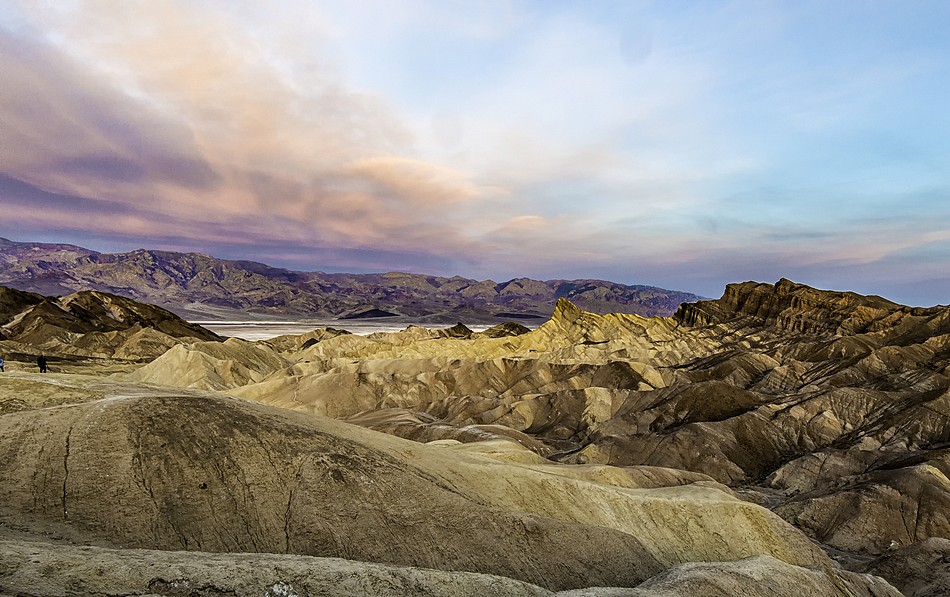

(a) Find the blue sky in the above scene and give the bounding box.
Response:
[1,1,949,305]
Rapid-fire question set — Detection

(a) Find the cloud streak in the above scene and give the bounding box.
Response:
[0,2,494,262]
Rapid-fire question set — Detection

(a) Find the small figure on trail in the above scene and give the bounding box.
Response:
[37,355,47,373]
[0,356,4,372]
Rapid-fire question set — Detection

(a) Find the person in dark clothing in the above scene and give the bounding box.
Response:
[37,355,47,373]
[0,356,4,372]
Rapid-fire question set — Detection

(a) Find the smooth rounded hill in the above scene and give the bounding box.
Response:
[0,373,882,594]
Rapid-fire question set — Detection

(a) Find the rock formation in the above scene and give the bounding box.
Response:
[861,538,950,597]
[0,374,892,596]
[5,276,949,594]
[0,285,220,363]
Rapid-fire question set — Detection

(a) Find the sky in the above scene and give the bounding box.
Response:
[1,1,949,306]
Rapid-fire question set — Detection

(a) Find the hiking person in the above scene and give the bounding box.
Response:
[38,355,47,373]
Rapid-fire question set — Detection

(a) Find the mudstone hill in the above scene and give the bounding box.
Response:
[1,277,949,596]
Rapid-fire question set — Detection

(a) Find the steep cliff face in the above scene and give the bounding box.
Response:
[675,278,930,336]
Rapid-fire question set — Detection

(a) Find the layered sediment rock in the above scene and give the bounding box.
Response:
[6,277,947,594]
[0,285,220,361]
[1,380,842,592]
[124,280,950,565]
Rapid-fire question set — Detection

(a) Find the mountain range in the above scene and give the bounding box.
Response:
[0,237,704,322]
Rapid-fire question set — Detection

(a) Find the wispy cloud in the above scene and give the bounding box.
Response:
[0,1,495,262]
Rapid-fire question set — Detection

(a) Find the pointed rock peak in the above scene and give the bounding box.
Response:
[441,322,473,338]
[553,298,582,323]
[775,278,800,294]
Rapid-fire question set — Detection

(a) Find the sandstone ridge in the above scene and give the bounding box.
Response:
[0,285,220,364]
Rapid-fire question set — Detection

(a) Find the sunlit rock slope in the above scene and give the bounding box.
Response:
[0,285,220,362]
[0,373,893,596]
[7,277,949,594]
[124,278,950,588]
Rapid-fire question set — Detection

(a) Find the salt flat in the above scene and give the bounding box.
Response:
[195,319,502,340]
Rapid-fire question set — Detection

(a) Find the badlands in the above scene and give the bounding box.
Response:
[2,279,949,595]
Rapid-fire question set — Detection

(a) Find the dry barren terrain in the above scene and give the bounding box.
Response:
[3,278,949,595]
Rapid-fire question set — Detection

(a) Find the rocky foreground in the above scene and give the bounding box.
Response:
[2,278,950,595]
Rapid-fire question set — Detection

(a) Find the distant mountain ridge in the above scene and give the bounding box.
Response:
[0,238,705,321]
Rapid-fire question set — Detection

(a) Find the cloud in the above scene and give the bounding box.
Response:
[1,1,950,308]
[0,27,217,195]
[347,157,481,206]
[0,1,500,266]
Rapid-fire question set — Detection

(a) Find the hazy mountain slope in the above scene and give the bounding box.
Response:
[0,238,704,319]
